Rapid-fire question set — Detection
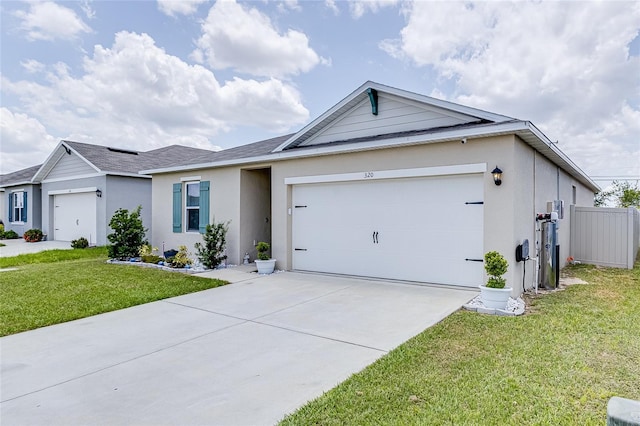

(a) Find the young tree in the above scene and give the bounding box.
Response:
[107,206,148,260]
[194,220,229,269]
[595,180,640,208]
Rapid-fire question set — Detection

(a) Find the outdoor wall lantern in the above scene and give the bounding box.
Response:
[491,166,503,186]
[96,189,102,198]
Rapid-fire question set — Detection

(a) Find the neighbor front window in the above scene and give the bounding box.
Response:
[185,182,200,232]
[12,191,24,223]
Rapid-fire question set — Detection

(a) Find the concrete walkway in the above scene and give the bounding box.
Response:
[0,239,72,257]
[1,267,477,425]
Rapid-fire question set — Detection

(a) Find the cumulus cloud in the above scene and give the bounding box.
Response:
[350,0,399,19]
[382,1,640,177]
[325,0,340,15]
[0,108,58,173]
[157,0,207,17]
[192,0,324,77]
[1,31,309,166]
[14,1,91,41]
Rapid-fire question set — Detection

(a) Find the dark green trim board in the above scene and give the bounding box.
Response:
[199,181,210,234]
[8,193,12,222]
[367,88,378,115]
[172,183,182,233]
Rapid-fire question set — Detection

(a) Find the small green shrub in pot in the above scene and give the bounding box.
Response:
[23,229,44,243]
[71,237,89,249]
[256,242,270,261]
[484,251,508,288]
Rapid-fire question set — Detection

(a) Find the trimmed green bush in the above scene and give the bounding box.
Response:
[484,251,508,288]
[71,237,89,249]
[107,206,148,260]
[256,241,270,261]
[2,230,20,240]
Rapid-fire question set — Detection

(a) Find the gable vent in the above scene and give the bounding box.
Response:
[108,147,139,155]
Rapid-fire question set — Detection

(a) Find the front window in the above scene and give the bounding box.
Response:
[185,182,200,232]
[12,191,24,223]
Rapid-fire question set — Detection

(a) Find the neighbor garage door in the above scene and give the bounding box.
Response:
[292,173,484,287]
[54,192,97,243]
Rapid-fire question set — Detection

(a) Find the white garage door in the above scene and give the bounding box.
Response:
[54,192,97,243]
[292,174,484,287]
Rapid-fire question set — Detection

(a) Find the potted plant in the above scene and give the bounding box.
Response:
[479,251,511,309]
[255,241,276,274]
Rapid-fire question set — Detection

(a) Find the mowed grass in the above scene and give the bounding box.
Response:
[0,249,227,336]
[281,261,640,425]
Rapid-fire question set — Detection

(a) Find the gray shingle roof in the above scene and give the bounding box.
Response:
[0,164,42,187]
[62,141,221,175]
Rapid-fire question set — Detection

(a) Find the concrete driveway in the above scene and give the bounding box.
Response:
[1,269,476,425]
[0,239,72,257]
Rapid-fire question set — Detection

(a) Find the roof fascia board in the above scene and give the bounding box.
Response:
[142,121,528,175]
[32,141,65,182]
[0,181,36,189]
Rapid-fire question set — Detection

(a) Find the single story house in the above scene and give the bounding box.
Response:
[2,141,219,245]
[0,164,44,236]
[145,81,598,295]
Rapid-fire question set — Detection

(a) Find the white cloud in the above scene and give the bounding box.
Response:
[20,59,46,74]
[192,0,324,78]
[14,1,91,41]
[325,0,339,15]
[157,0,207,17]
[1,31,309,167]
[350,0,399,19]
[0,108,58,173]
[382,1,640,178]
[80,0,96,19]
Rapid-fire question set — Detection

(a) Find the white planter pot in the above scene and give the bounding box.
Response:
[255,259,276,274]
[479,285,512,309]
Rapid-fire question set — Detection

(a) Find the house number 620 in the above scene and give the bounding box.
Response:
[364,171,374,178]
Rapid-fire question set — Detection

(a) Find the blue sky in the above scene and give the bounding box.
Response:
[1,0,639,190]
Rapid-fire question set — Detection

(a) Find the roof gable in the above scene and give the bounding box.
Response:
[275,81,514,151]
[0,164,43,188]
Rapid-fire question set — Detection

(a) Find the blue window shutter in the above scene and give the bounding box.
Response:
[172,183,182,233]
[22,192,28,222]
[199,181,210,234]
[8,193,12,222]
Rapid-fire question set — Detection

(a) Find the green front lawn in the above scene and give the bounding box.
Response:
[281,261,640,425]
[0,249,227,336]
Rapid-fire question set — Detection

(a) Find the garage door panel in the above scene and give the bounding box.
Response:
[54,193,97,243]
[292,173,484,287]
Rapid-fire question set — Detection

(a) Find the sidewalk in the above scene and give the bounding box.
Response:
[0,239,72,257]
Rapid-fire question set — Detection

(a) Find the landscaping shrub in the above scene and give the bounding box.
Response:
[170,245,193,268]
[2,230,20,240]
[107,206,148,260]
[71,237,89,249]
[23,229,44,243]
[484,250,508,288]
[256,241,271,260]
[139,244,162,264]
[194,220,229,269]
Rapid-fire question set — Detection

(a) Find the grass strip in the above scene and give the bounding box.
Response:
[0,246,109,268]
[0,256,226,336]
[280,261,640,425]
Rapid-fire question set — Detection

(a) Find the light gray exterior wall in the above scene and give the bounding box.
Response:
[3,184,42,236]
[105,176,152,244]
[41,176,106,244]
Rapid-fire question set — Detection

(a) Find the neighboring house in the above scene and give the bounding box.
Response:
[148,81,598,295]
[0,164,44,236]
[3,141,219,246]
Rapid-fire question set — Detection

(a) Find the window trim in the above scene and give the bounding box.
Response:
[10,190,25,224]
[184,181,200,233]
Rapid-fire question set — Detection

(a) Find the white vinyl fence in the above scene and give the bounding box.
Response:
[570,205,640,269]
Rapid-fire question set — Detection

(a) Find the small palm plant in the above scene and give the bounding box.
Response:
[484,251,508,288]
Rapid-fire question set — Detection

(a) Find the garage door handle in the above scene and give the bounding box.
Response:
[372,231,379,244]
[465,201,484,205]
[465,258,483,262]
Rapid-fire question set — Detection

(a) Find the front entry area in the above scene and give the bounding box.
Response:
[53,192,97,243]
[292,173,484,287]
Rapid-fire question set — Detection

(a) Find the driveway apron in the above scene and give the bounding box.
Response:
[1,271,476,425]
